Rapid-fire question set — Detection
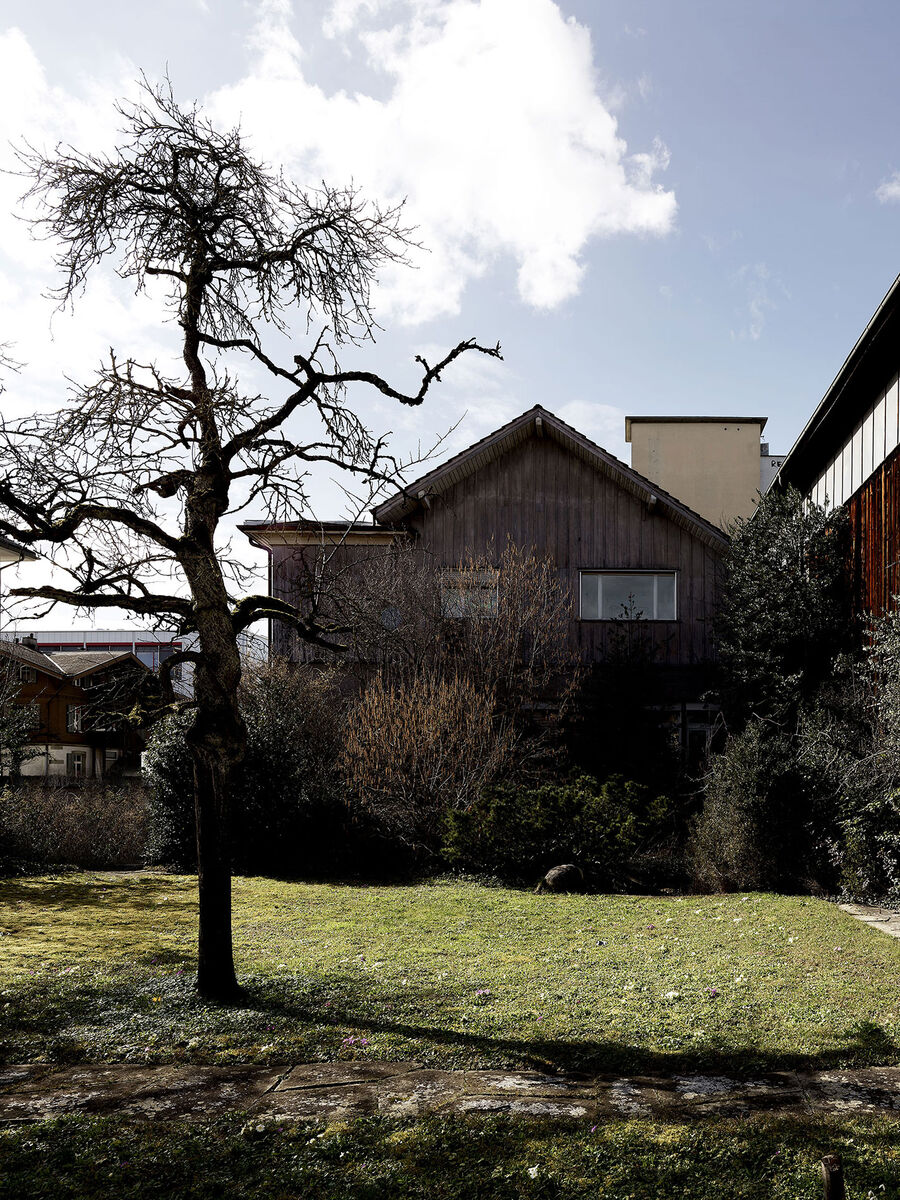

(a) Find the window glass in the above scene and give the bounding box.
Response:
[862,405,875,482]
[580,572,676,620]
[840,439,852,505]
[851,422,863,494]
[887,376,900,458]
[602,573,654,619]
[656,573,676,619]
[874,389,887,470]
[440,569,499,619]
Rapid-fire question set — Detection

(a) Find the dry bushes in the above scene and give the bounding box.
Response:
[342,671,514,850]
[340,542,579,855]
[0,782,147,870]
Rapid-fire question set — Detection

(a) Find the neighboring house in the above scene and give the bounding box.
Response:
[31,630,188,672]
[0,636,149,779]
[626,416,784,528]
[773,271,900,618]
[241,405,730,744]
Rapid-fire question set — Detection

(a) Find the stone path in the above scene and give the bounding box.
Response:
[839,902,900,939]
[3,1061,900,1124]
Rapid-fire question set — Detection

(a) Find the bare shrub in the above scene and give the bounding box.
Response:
[342,670,514,851]
[339,540,579,854]
[0,782,147,869]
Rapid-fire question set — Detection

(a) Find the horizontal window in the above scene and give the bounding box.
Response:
[440,569,499,619]
[580,571,677,621]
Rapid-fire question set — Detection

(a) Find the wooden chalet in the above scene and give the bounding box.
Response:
[241,406,729,738]
[774,271,900,618]
[0,637,149,780]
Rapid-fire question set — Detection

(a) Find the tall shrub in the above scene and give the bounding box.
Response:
[144,659,346,874]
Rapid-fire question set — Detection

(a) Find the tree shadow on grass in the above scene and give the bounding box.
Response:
[2,1113,900,1200]
[0,877,195,918]
[3,966,900,1081]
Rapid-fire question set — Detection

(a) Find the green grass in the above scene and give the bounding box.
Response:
[2,1114,900,1199]
[2,875,900,1073]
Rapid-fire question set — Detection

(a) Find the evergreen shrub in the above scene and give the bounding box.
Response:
[442,774,671,885]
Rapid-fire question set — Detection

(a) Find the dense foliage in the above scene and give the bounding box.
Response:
[714,486,853,726]
[443,774,671,885]
[144,659,346,875]
[694,486,900,899]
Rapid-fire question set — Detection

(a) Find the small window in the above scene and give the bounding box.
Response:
[66,705,83,733]
[18,665,37,683]
[580,571,677,621]
[440,569,499,619]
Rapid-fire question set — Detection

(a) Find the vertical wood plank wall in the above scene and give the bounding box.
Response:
[404,436,722,666]
[268,436,723,668]
[847,441,900,618]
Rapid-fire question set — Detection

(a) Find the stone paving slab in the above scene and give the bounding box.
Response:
[0,1064,279,1124]
[3,1062,900,1124]
[839,902,900,938]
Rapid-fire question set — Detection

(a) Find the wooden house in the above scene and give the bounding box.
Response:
[241,407,729,743]
[0,637,149,780]
[774,271,900,618]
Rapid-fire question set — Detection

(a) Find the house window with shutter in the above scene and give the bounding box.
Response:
[66,705,83,733]
[439,569,499,619]
[579,571,677,621]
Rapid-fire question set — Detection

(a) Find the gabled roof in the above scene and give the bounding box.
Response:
[0,639,64,677]
[48,650,147,678]
[373,405,730,550]
[775,271,900,494]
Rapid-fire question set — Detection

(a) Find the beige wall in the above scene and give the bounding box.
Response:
[627,419,765,528]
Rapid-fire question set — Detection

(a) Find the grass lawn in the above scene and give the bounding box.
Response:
[2,1113,900,1199]
[1,874,900,1075]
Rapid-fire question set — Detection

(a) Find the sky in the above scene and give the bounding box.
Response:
[2,0,900,626]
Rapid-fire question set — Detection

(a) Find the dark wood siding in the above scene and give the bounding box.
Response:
[268,433,723,674]
[404,436,721,667]
[847,441,900,618]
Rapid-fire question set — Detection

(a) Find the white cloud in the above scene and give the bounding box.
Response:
[210,0,677,321]
[731,262,788,342]
[0,29,176,413]
[876,171,900,204]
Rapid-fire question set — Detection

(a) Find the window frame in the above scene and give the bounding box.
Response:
[439,567,500,620]
[66,704,83,733]
[578,569,678,622]
[66,750,87,779]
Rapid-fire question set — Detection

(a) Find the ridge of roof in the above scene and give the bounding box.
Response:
[0,639,64,675]
[48,650,146,677]
[373,405,729,548]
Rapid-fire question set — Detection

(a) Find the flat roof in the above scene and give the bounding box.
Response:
[625,415,767,441]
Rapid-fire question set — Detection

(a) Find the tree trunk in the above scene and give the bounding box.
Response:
[193,746,239,1000]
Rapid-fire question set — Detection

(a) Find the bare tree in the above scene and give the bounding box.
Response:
[0,79,499,999]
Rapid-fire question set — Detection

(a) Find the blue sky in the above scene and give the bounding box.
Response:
[1,0,899,614]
